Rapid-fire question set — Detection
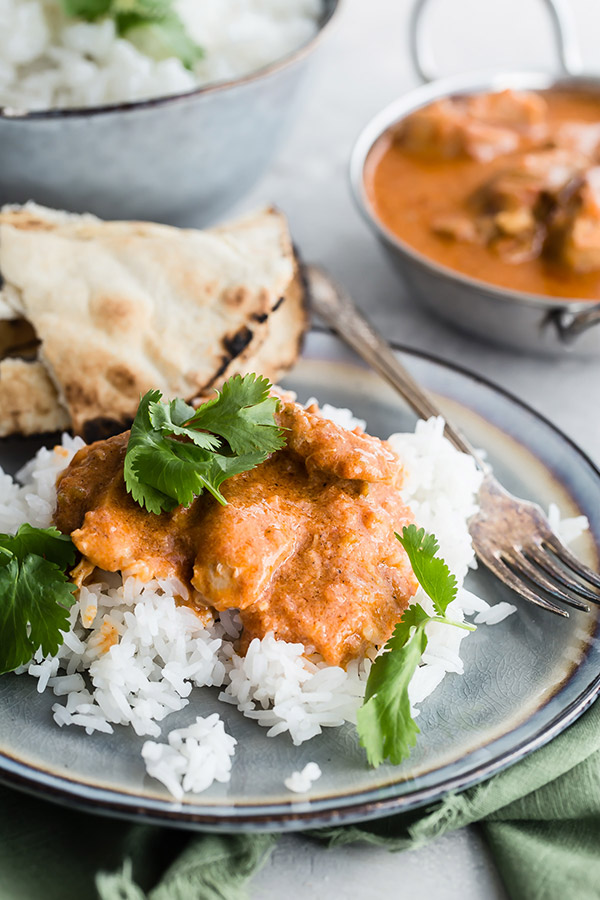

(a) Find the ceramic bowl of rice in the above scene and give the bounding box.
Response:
[0,0,339,224]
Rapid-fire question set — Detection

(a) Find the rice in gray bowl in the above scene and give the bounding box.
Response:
[0,0,323,110]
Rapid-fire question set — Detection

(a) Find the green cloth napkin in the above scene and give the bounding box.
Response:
[1,699,598,900]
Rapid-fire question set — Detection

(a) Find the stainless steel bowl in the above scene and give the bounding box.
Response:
[349,0,600,355]
[0,1,339,226]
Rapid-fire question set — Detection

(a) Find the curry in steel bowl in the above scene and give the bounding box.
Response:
[364,87,600,302]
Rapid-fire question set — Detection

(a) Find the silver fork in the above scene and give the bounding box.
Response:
[307,265,600,617]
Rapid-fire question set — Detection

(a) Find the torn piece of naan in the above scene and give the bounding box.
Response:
[0,269,308,438]
[0,358,70,436]
[0,203,307,436]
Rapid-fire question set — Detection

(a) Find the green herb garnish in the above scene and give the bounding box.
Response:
[0,525,77,675]
[60,0,203,69]
[356,525,475,767]
[124,373,286,515]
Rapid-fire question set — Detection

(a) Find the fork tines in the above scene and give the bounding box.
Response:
[497,534,600,617]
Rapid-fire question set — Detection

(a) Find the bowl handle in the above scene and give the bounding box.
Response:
[409,0,583,83]
[551,305,600,344]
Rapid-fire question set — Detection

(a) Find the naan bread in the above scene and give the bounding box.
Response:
[0,358,70,436]
[0,203,306,435]
[200,265,308,394]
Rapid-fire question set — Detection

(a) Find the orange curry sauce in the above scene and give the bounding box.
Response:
[365,90,600,301]
[54,396,417,668]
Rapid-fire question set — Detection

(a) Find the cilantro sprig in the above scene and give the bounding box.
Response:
[124,374,286,514]
[0,525,77,676]
[356,525,475,767]
[60,0,203,69]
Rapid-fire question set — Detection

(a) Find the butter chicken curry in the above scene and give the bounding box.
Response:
[54,395,417,668]
[365,89,600,300]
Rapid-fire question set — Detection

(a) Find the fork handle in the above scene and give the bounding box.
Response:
[307,265,488,469]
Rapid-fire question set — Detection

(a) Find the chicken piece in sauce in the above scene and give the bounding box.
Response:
[433,148,591,264]
[419,95,600,271]
[547,167,600,273]
[397,89,548,163]
[554,121,600,161]
[54,397,418,667]
[54,431,208,588]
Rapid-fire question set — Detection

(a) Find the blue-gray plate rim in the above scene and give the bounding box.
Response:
[0,329,598,832]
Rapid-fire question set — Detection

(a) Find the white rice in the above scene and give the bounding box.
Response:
[284,762,322,793]
[219,634,368,745]
[6,407,586,798]
[141,714,236,801]
[0,0,322,111]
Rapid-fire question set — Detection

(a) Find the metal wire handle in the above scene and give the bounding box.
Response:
[553,305,600,342]
[409,0,583,83]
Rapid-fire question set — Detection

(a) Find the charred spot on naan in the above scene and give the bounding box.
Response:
[89,293,151,334]
[222,285,270,312]
[198,262,308,399]
[105,365,138,393]
[0,209,56,231]
[223,326,254,359]
[242,266,309,383]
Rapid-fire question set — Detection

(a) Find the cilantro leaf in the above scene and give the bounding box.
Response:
[357,604,429,766]
[59,0,203,69]
[126,437,206,512]
[61,0,111,19]
[0,526,78,675]
[395,524,457,617]
[124,14,204,69]
[61,0,172,22]
[356,526,474,768]
[148,397,220,451]
[189,374,286,456]
[0,524,77,570]
[124,375,285,514]
[113,0,172,17]
[124,390,178,514]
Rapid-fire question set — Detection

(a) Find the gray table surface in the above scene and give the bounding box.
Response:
[233,0,600,895]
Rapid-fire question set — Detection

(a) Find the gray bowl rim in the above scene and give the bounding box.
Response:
[349,67,600,313]
[0,0,340,121]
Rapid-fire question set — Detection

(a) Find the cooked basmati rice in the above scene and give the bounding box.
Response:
[220,634,368,745]
[142,714,236,800]
[0,0,322,111]
[284,762,322,793]
[6,404,582,798]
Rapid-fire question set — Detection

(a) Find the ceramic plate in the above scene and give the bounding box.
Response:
[0,331,599,832]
